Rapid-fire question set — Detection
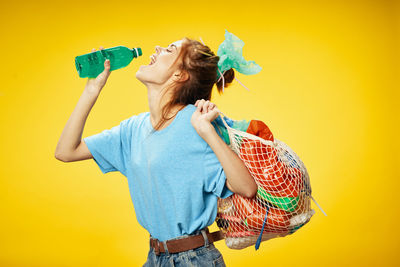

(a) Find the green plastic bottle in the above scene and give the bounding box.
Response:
[75,46,142,78]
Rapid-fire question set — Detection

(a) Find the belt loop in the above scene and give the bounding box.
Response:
[162,241,170,257]
[155,240,160,256]
[201,229,210,248]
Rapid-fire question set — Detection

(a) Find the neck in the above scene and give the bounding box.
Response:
[146,83,184,127]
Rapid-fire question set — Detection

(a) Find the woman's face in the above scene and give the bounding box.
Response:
[136,39,185,87]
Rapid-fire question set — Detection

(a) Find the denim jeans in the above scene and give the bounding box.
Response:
[143,229,226,267]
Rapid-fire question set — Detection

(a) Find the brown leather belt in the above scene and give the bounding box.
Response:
[150,229,224,255]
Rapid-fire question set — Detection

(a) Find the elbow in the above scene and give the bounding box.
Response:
[54,151,69,162]
[246,191,257,199]
[54,153,64,162]
[54,150,62,161]
[242,168,258,199]
[226,174,258,199]
[244,184,258,199]
[54,146,63,161]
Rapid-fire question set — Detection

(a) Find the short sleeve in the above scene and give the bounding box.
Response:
[203,144,234,199]
[83,115,136,176]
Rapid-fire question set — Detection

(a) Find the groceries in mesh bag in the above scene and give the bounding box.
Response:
[212,113,323,250]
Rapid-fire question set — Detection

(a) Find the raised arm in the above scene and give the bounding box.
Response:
[55,47,111,162]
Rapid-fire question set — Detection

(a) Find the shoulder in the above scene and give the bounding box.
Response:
[123,111,148,125]
[180,104,197,118]
[186,103,197,111]
[116,112,149,137]
[176,104,199,126]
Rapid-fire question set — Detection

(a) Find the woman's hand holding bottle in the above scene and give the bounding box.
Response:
[84,46,111,94]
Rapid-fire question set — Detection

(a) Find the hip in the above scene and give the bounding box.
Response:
[143,243,225,267]
[143,228,226,267]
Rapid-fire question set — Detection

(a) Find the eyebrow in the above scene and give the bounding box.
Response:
[169,44,177,50]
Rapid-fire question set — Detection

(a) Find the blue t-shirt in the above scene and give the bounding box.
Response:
[83,104,233,241]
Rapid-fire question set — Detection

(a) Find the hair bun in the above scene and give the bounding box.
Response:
[216,68,235,93]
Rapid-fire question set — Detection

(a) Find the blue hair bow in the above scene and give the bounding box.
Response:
[216,29,262,78]
[199,30,262,92]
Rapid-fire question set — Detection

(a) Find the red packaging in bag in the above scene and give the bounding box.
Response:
[239,139,279,179]
[246,120,274,141]
[231,194,291,232]
[246,209,290,233]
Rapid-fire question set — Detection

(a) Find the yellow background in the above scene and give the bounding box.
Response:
[1,0,398,266]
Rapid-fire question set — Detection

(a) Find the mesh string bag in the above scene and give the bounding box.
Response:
[212,111,327,250]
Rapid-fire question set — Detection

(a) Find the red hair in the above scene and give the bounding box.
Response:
[151,37,235,132]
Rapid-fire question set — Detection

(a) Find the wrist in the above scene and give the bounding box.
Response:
[200,124,217,141]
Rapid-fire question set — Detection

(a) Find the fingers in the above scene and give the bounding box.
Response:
[91,46,104,52]
[203,101,211,114]
[104,58,110,70]
[194,99,217,113]
[196,99,203,112]
[94,46,110,67]
[102,55,111,75]
[208,102,215,111]
[91,46,109,71]
[87,47,96,81]
[195,99,205,113]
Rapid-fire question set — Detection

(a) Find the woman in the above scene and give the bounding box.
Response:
[55,37,257,266]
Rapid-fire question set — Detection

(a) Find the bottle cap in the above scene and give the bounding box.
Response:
[133,47,142,57]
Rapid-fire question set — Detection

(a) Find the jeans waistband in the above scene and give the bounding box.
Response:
[149,227,212,255]
[149,227,210,243]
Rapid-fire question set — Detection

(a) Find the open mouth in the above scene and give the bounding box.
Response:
[149,55,156,65]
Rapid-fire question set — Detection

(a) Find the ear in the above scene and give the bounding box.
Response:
[174,70,189,82]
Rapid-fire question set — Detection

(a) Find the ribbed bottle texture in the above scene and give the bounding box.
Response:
[75,46,142,78]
